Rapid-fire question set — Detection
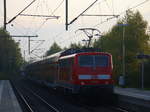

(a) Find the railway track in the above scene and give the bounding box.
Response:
[11,81,34,112]
[11,80,133,112]
[23,86,60,112]
[63,93,132,112]
[11,81,60,112]
[109,106,134,112]
[76,101,132,112]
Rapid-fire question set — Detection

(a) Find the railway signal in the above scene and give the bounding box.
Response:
[118,23,129,87]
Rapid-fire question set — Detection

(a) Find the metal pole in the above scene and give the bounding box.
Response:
[141,61,144,89]
[4,0,6,30]
[87,37,92,48]
[28,37,30,54]
[87,30,94,48]
[123,26,125,78]
[24,50,26,63]
[65,0,68,30]
[7,0,36,24]
[68,0,98,25]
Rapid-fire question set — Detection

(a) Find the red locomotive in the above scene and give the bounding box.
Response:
[25,48,114,95]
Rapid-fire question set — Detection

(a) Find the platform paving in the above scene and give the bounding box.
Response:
[115,87,150,101]
[0,80,22,112]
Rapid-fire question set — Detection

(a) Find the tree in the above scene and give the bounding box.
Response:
[0,28,23,79]
[69,43,83,49]
[45,42,62,56]
[94,10,150,87]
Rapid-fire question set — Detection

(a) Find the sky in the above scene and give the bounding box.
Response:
[0,0,150,61]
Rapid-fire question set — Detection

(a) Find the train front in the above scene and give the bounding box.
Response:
[73,52,114,95]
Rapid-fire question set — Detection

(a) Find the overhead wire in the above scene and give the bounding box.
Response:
[13,0,42,55]
[34,19,48,33]
[51,0,65,16]
[1,15,29,52]
[47,0,104,47]
[8,0,39,36]
[52,0,108,46]
[27,0,41,35]
[127,0,149,12]
[31,0,48,34]
[23,0,46,35]
[10,0,150,55]
[93,0,150,28]
[37,0,65,49]
[112,0,114,15]
[34,0,105,48]
[98,2,102,24]
[33,0,65,34]
[104,0,113,13]
[39,0,65,37]
[57,30,88,47]
[45,0,52,15]
[55,0,150,47]
[48,0,104,47]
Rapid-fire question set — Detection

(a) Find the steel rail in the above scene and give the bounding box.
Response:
[109,106,131,112]
[10,81,34,112]
[23,86,60,112]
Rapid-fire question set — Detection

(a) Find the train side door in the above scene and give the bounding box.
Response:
[58,59,67,81]
[58,58,74,81]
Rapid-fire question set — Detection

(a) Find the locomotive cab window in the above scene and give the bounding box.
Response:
[95,55,108,67]
[79,55,109,67]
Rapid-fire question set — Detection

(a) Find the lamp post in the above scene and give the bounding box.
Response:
[118,23,128,87]
[122,25,125,83]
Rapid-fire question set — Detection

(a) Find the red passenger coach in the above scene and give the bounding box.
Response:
[25,48,114,95]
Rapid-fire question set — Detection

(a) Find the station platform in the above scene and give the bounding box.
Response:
[0,80,22,112]
[115,87,150,112]
[114,87,150,101]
